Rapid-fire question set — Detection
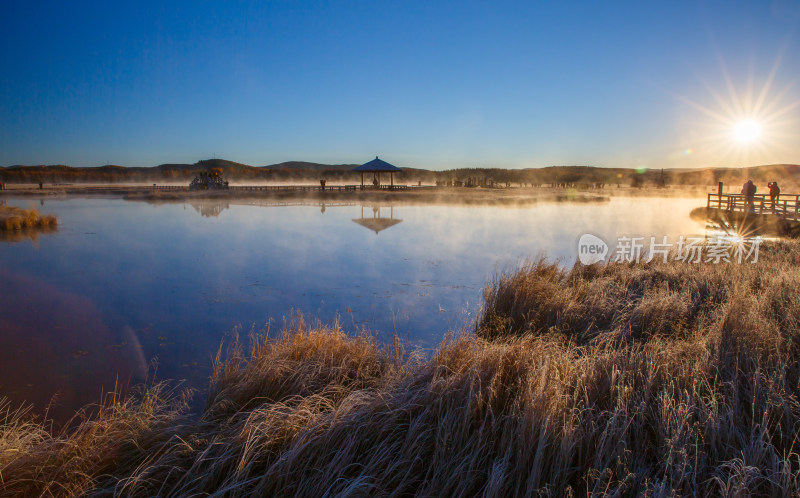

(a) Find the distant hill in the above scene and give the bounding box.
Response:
[263,161,357,171]
[0,158,439,184]
[1,159,798,188]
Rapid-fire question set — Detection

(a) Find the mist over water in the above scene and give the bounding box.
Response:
[0,195,706,419]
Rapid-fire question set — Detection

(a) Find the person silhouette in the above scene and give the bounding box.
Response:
[768,182,780,213]
[741,180,756,212]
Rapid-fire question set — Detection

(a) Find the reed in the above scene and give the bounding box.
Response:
[0,206,57,232]
[479,241,800,344]
[2,242,800,496]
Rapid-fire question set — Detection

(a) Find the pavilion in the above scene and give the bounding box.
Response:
[353,156,402,188]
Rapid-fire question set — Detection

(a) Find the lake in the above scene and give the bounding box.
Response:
[0,194,706,421]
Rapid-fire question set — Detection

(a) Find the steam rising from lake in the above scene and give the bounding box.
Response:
[0,194,706,419]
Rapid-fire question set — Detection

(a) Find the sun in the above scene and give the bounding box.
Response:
[733,120,761,144]
[673,50,800,166]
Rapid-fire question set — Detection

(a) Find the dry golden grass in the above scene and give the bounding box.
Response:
[0,384,187,497]
[479,241,800,344]
[0,206,57,232]
[2,242,800,496]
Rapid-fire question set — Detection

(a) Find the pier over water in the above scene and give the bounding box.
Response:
[707,182,800,221]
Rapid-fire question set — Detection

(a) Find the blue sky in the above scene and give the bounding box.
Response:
[1,1,799,169]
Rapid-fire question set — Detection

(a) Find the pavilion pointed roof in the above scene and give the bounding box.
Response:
[353,156,402,172]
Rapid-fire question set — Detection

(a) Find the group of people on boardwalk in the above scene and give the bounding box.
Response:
[741,179,781,212]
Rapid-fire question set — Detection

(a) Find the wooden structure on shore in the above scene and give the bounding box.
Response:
[353,157,403,188]
[703,182,800,237]
[706,182,800,221]
[152,184,421,192]
[189,170,229,190]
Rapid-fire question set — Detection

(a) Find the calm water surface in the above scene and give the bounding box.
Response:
[0,195,706,419]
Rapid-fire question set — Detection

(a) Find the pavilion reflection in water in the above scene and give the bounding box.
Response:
[189,201,230,218]
[352,205,403,234]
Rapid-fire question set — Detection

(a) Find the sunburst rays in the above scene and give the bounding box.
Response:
[676,47,800,167]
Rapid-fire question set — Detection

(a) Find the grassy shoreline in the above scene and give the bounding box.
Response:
[2,241,799,496]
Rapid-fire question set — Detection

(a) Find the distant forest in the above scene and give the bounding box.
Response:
[1,158,799,189]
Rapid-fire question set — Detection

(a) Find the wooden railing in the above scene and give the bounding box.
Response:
[227,185,358,192]
[152,184,426,192]
[152,185,187,190]
[1,184,434,193]
[707,193,800,220]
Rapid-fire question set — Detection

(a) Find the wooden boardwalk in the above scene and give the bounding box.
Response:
[153,184,426,192]
[707,193,800,222]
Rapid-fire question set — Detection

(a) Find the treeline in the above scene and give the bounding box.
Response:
[434,166,627,186]
[436,164,800,188]
[1,159,798,188]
